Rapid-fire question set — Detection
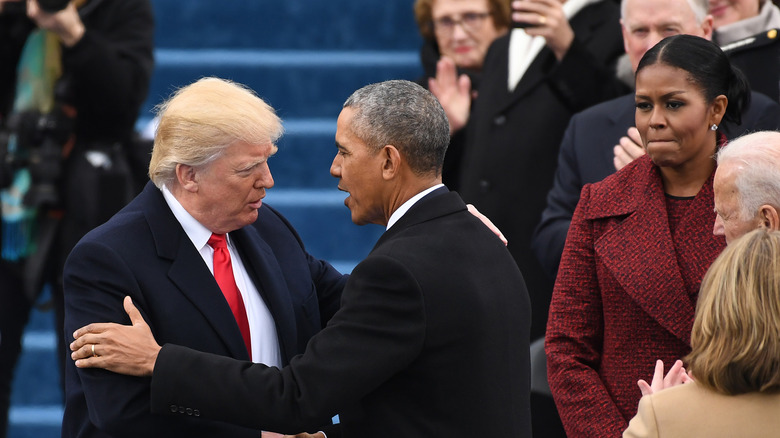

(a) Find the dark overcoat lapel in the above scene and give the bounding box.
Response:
[233,225,297,363]
[140,184,300,362]
[141,186,251,360]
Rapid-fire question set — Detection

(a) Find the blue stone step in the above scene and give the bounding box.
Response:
[7,422,60,438]
[272,119,337,189]
[140,49,423,121]
[137,117,339,189]
[8,301,63,438]
[150,0,421,51]
[264,189,384,262]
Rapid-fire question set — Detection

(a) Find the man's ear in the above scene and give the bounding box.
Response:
[759,204,780,231]
[700,14,714,40]
[381,144,402,180]
[176,164,199,192]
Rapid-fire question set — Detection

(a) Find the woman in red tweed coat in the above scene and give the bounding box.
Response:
[546,35,752,438]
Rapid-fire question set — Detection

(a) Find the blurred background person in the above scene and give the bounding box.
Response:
[531,0,780,279]
[449,1,627,434]
[0,0,153,436]
[713,0,780,102]
[623,228,780,438]
[413,0,511,191]
[457,0,625,342]
[711,0,780,29]
[546,34,749,437]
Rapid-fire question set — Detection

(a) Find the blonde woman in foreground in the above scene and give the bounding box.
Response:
[624,228,780,438]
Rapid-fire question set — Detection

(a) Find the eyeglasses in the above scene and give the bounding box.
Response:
[432,12,491,35]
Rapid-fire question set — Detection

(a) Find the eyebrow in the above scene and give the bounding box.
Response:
[635,90,687,100]
[626,20,682,30]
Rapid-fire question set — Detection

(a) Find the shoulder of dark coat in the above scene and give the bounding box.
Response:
[721,28,780,54]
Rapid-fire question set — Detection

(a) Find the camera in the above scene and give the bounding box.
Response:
[512,20,540,29]
[0,107,75,207]
[2,0,71,14]
[38,0,71,13]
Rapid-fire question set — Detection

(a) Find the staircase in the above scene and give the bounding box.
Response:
[8,1,422,436]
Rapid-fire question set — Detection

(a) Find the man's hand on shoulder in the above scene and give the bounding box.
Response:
[70,296,160,377]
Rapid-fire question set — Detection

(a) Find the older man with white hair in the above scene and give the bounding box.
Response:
[714,130,780,243]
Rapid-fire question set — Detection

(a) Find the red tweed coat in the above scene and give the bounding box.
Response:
[546,155,726,438]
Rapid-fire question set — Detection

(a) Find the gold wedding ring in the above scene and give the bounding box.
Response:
[538,14,547,25]
[91,344,98,358]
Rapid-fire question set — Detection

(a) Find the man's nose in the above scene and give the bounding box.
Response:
[713,215,725,236]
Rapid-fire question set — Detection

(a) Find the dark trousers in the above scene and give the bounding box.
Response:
[0,261,66,438]
[0,262,32,438]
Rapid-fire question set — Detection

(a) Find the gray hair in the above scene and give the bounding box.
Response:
[717,131,780,220]
[621,0,708,23]
[343,80,450,176]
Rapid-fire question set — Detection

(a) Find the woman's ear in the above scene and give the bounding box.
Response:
[710,94,728,127]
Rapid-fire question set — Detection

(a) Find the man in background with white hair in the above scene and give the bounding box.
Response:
[714,130,780,243]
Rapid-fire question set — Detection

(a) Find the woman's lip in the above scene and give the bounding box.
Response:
[709,5,728,16]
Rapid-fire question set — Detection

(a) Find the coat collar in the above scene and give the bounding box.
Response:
[372,187,462,249]
[584,157,719,344]
[139,182,297,363]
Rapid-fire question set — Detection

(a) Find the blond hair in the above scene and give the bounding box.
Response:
[686,229,780,394]
[148,77,283,188]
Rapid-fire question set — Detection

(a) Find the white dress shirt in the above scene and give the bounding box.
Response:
[161,185,282,367]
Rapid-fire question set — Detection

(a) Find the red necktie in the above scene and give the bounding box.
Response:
[208,233,252,357]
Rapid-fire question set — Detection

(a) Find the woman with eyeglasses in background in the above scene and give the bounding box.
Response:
[413,0,511,191]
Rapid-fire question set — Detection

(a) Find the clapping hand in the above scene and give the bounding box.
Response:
[637,359,693,397]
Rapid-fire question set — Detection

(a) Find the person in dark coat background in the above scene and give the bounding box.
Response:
[424,1,628,434]
[0,1,153,436]
[413,0,511,191]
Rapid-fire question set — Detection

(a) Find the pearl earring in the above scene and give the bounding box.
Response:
[710,124,718,131]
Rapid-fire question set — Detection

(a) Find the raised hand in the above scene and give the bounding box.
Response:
[428,56,472,135]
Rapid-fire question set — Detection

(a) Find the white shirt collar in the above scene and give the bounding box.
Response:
[161,184,229,250]
[386,184,445,230]
[508,0,600,91]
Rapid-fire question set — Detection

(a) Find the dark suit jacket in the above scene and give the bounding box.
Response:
[62,182,346,438]
[458,0,627,339]
[149,189,532,438]
[719,28,780,103]
[532,91,780,278]
[545,156,725,437]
